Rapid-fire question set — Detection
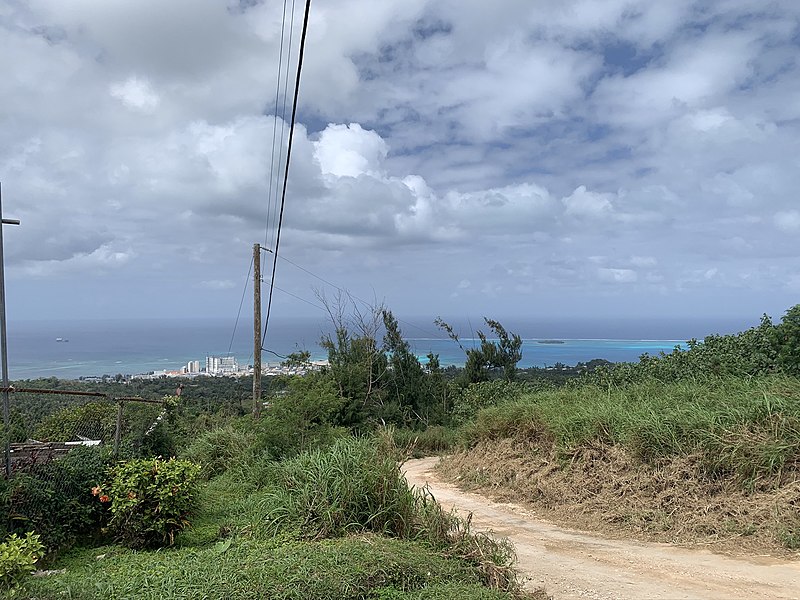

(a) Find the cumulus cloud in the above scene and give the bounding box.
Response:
[1,0,799,320]
[314,123,388,178]
[562,186,614,219]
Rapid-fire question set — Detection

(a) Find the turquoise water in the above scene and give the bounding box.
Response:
[4,317,700,380]
[410,338,686,368]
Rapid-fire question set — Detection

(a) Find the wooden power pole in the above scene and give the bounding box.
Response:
[252,243,262,418]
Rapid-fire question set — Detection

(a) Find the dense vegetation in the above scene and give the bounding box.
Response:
[2,303,800,594]
[23,436,529,599]
[437,305,800,551]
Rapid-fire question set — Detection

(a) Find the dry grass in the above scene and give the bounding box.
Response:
[437,437,800,556]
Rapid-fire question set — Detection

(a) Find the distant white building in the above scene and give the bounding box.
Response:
[205,355,239,375]
[186,360,201,374]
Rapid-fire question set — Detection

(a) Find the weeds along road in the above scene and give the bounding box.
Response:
[403,457,800,600]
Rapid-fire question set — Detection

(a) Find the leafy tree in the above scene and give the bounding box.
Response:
[381,310,447,426]
[318,293,388,427]
[34,402,117,442]
[773,304,800,375]
[436,317,523,384]
[321,328,387,427]
[259,371,345,457]
[282,350,311,368]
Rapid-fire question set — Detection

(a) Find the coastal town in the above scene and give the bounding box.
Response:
[128,355,326,380]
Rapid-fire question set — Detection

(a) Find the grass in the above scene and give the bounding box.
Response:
[25,535,517,599]
[464,375,800,486]
[181,423,258,479]
[390,426,460,457]
[434,374,800,551]
[22,437,534,599]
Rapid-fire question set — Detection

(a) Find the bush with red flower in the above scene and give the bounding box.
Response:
[93,457,201,549]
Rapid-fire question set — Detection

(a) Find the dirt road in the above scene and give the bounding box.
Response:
[403,457,800,600]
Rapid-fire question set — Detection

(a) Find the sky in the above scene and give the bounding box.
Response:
[1,0,799,328]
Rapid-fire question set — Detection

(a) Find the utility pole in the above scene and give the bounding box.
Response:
[252,243,262,418]
[0,182,21,477]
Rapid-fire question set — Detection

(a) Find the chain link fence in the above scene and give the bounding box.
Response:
[1,387,167,552]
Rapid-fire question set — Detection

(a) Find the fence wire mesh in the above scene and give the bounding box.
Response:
[1,388,166,551]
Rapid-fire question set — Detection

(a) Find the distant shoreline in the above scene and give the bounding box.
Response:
[6,318,694,380]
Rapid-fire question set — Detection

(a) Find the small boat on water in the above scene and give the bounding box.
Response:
[55,337,69,342]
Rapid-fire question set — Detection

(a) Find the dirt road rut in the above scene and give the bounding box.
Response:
[403,457,800,600]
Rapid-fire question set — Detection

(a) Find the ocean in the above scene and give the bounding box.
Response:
[4,315,752,380]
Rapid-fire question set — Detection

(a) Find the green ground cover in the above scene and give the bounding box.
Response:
[22,437,533,599]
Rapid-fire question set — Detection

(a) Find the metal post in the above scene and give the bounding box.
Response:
[253,244,262,418]
[114,400,123,457]
[0,182,21,478]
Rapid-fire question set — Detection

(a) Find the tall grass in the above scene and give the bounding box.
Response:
[182,423,258,478]
[389,425,460,457]
[258,437,419,539]
[465,375,800,486]
[251,436,520,593]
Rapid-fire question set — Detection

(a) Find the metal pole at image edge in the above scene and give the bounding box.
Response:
[0,182,21,477]
[253,243,262,418]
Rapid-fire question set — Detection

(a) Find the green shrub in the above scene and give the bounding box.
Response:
[102,457,201,548]
[33,402,117,443]
[183,424,257,478]
[255,372,347,459]
[0,532,44,595]
[586,305,800,386]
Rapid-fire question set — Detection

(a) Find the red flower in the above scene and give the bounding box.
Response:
[99,495,110,503]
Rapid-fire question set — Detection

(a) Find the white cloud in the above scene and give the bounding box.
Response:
[562,186,614,219]
[19,244,132,278]
[314,123,388,178]
[110,76,160,113]
[592,28,762,129]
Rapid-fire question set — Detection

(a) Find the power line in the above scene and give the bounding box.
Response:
[227,254,254,356]
[269,0,298,252]
[274,253,448,340]
[249,0,447,354]
[262,0,312,344]
[264,280,327,313]
[263,0,291,252]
